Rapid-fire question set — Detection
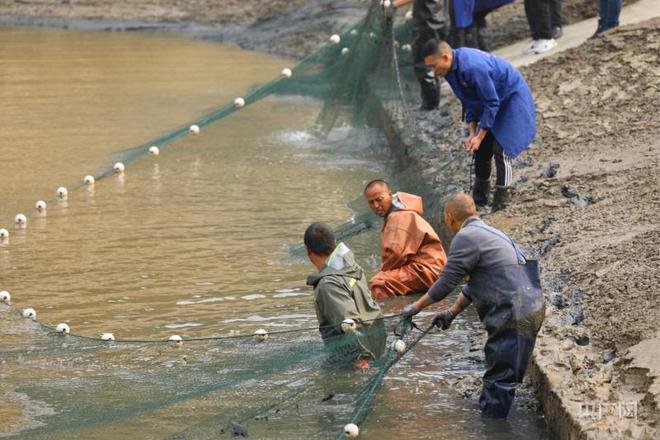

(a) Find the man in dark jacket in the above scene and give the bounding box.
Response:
[390,0,448,109]
[403,193,544,418]
[305,222,386,367]
[423,40,536,211]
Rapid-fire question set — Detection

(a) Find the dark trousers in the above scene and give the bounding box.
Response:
[412,30,441,109]
[598,0,621,29]
[550,0,562,28]
[480,329,538,418]
[524,0,552,39]
[475,132,512,187]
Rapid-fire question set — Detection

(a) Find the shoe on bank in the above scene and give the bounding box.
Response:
[533,38,557,54]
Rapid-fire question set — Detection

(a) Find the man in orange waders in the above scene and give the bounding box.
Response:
[364,179,447,300]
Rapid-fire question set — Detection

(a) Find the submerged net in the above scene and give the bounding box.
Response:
[0,1,468,438]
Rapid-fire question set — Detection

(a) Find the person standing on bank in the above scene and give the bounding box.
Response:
[422,40,536,211]
[389,0,447,110]
[523,0,560,54]
[402,193,545,419]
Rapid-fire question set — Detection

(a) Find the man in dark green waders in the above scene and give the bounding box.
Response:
[403,193,545,418]
[305,222,386,369]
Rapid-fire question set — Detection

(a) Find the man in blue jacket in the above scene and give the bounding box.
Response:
[403,193,545,418]
[423,40,536,211]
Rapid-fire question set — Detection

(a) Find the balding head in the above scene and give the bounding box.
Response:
[443,193,478,234]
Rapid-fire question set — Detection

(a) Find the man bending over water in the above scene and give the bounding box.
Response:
[305,222,386,368]
[364,180,447,300]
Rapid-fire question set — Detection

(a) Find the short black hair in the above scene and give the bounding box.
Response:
[304,222,336,256]
[421,39,452,59]
[364,179,390,193]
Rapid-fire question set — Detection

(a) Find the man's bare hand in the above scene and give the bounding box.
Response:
[465,135,483,153]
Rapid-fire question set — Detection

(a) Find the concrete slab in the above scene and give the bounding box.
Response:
[494,0,660,67]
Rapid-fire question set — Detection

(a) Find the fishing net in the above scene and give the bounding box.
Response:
[0,1,472,438]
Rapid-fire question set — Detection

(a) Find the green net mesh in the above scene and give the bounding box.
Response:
[0,2,476,438]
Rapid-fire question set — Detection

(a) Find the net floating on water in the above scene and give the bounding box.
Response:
[0,290,11,304]
[56,186,68,200]
[56,323,70,334]
[14,213,27,227]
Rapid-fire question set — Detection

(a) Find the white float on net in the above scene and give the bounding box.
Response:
[56,323,70,334]
[168,335,183,343]
[341,319,357,334]
[253,328,269,342]
[393,339,406,354]
[350,29,358,36]
[344,423,359,438]
[84,175,95,185]
[341,47,350,55]
[405,10,413,20]
[0,228,8,240]
[113,162,125,174]
[382,0,392,8]
[149,146,160,156]
[281,68,293,78]
[234,97,246,108]
[189,124,200,134]
[35,200,47,212]
[101,333,115,341]
[22,308,36,320]
[0,291,11,304]
[14,214,27,227]
[402,44,412,52]
[57,187,68,200]
[329,34,341,44]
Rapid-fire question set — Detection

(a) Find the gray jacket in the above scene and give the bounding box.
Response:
[307,243,385,360]
[428,216,544,336]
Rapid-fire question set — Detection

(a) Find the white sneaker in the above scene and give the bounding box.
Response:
[533,38,557,54]
[523,40,538,54]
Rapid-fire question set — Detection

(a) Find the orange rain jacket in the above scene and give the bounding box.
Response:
[369,192,447,299]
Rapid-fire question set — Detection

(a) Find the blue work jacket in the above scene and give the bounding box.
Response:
[452,0,514,29]
[444,48,536,158]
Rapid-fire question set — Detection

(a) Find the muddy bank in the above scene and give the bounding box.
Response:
[405,18,659,439]
[0,0,639,58]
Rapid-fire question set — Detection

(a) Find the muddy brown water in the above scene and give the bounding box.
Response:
[0,27,546,439]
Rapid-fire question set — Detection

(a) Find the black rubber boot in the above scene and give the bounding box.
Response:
[491,185,511,212]
[472,178,490,207]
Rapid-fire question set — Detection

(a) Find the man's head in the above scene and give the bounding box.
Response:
[364,179,393,218]
[443,192,478,234]
[304,222,336,269]
[422,40,454,77]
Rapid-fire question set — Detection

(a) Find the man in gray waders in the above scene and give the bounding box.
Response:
[389,0,448,110]
[403,193,544,418]
[305,222,386,369]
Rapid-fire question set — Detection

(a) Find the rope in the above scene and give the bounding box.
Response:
[335,317,438,439]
